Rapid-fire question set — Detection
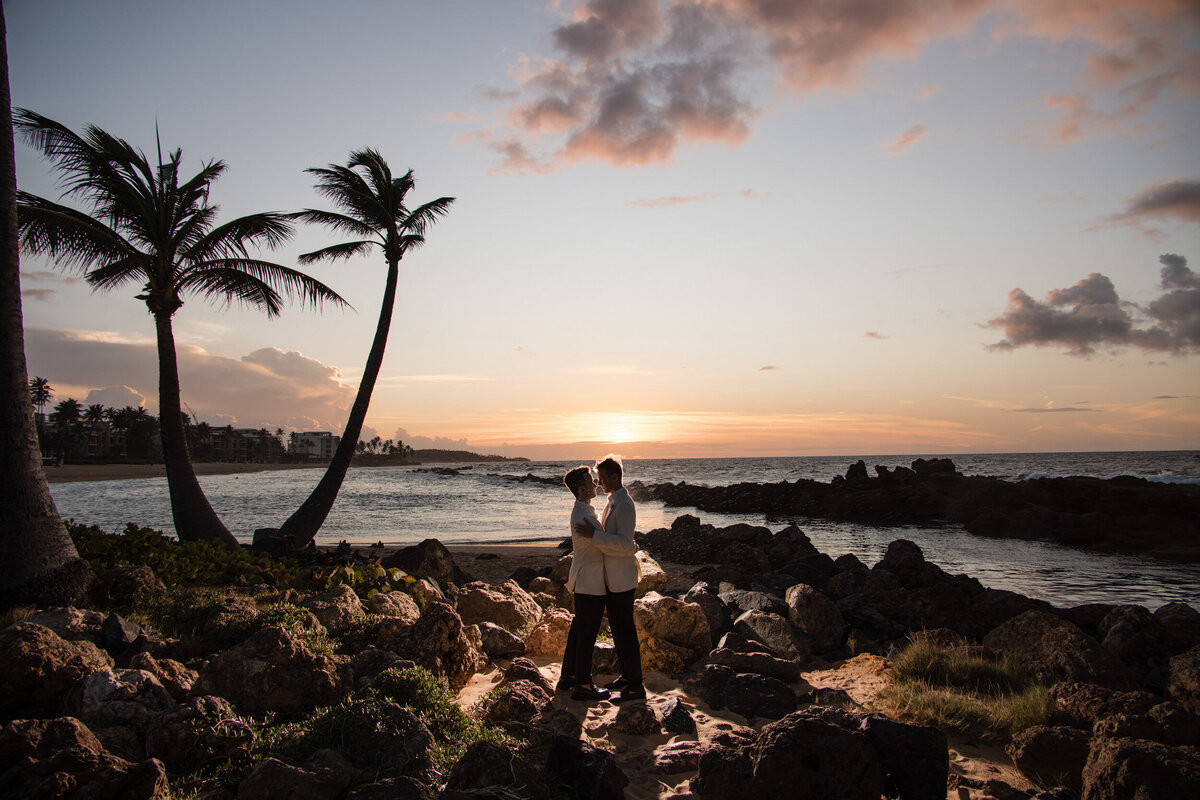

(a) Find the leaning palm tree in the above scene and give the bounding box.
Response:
[0,5,91,609]
[278,150,453,547]
[15,110,347,547]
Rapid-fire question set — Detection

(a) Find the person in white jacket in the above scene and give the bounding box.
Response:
[574,455,645,702]
[557,465,611,701]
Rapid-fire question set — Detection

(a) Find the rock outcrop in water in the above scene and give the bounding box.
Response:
[627,458,1200,561]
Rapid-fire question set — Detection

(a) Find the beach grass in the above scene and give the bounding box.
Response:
[876,640,1051,740]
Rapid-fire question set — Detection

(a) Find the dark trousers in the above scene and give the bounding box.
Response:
[605,588,642,689]
[561,592,606,685]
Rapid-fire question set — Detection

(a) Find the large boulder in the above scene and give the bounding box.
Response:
[545,735,630,800]
[1048,682,1160,730]
[446,740,550,800]
[381,602,483,693]
[381,538,473,588]
[1168,645,1200,714]
[693,710,886,799]
[686,664,797,721]
[785,583,845,653]
[23,606,106,643]
[0,622,113,721]
[146,695,256,774]
[301,584,367,633]
[483,679,553,726]
[635,550,669,597]
[77,668,177,733]
[99,564,167,603]
[708,647,803,683]
[524,609,573,657]
[983,611,1131,689]
[455,580,543,633]
[127,652,198,700]
[1006,725,1091,794]
[634,592,711,656]
[684,583,734,646]
[734,609,811,661]
[857,715,948,800]
[0,716,169,799]
[477,621,527,661]
[1081,736,1200,799]
[366,590,421,623]
[236,754,351,800]
[192,625,343,714]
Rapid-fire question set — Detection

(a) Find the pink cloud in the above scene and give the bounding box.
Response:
[880,123,930,156]
[476,0,1198,170]
[1096,178,1200,233]
[627,190,719,209]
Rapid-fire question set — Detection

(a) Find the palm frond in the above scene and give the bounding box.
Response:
[175,266,283,316]
[85,256,151,292]
[297,240,375,264]
[188,212,295,261]
[17,191,135,271]
[290,208,378,238]
[178,259,350,314]
[402,196,456,237]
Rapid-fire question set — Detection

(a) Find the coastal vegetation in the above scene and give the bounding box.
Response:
[277,150,454,548]
[876,639,1052,740]
[15,110,346,548]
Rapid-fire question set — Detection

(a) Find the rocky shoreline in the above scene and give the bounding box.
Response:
[628,458,1200,562]
[3,517,1199,798]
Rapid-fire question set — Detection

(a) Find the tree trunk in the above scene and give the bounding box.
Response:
[0,0,93,609]
[279,259,400,547]
[153,309,239,548]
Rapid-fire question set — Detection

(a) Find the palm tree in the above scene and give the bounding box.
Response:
[15,111,347,547]
[278,150,453,547]
[0,4,91,609]
[28,375,51,415]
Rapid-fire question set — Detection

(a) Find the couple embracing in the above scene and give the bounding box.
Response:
[557,456,645,703]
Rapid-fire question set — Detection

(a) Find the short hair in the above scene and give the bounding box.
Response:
[563,465,591,497]
[595,455,622,481]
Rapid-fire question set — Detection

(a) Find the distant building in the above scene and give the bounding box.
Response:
[289,431,339,461]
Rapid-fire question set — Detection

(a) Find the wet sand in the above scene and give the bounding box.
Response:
[42,461,325,484]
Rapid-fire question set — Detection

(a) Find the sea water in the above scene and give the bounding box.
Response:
[48,451,1200,611]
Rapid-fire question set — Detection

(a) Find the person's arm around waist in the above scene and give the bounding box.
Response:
[590,500,636,556]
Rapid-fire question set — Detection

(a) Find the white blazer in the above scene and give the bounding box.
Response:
[593,486,639,594]
[566,500,606,596]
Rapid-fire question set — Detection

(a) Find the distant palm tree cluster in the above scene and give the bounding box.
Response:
[17,112,453,549]
[355,435,414,460]
[28,375,298,464]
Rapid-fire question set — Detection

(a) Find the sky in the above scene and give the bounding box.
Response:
[9,0,1200,460]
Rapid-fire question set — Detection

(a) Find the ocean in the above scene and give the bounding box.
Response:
[49,450,1200,611]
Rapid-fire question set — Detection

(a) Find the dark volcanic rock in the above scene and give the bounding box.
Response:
[0,622,113,721]
[983,611,1132,689]
[633,462,1200,561]
[1081,736,1200,799]
[381,538,474,588]
[545,735,630,800]
[1006,725,1091,793]
[693,710,886,799]
[860,714,949,800]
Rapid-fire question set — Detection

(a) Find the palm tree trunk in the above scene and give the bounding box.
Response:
[279,259,399,547]
[153,310,239,548]
[0,1,93,609]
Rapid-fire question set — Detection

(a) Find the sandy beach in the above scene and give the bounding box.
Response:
[42,461,325,484]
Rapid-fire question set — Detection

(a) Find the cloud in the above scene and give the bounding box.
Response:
[865,331,890,340]
[985,254,1200,355]
[476,0,1199,170]
[430,111,484,122]
[628,190,719,208]
[1098,179,1200,233]
[1013,406,1098,413]
[758,365,777,371]
[23,329,357,431]
[85,385,147,409]
[392,427,473,451]
[22,289,57,302]
[880,123,930,156]
[20,269,83,302]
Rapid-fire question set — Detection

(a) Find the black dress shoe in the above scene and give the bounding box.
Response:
[571,684,611,702]
[555,680,574,693]
[614,686,647,703]
[604,676,629,691]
